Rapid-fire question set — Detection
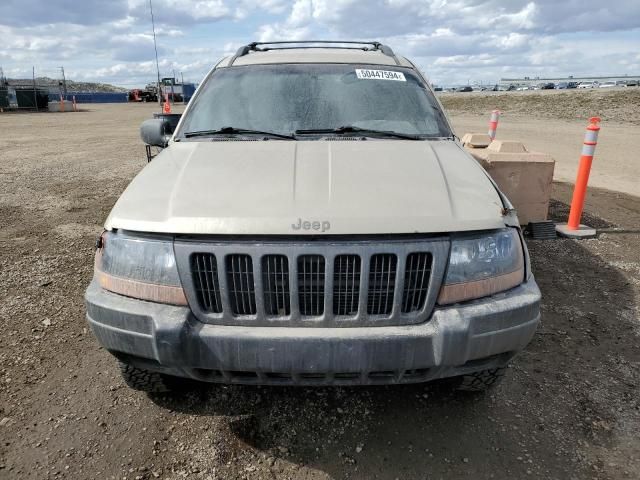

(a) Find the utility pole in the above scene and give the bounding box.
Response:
[32,66,38,111]
[181,72,185,104]
[149,0,162,106]
[171,69,176,104]
[59,66,67,96]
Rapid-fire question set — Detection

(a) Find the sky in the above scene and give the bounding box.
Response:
[1,0,639,88]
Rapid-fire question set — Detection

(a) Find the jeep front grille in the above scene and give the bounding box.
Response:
[262,255,290,316]
[178,238,448,327]
[333,255,361,316]
[226,254,257,315]
[191,253,223,313]
[401,252,432,313]
[298,255,326,316]
[367,254,397,315]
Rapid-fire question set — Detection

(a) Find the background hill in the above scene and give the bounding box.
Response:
[6,77,127,92]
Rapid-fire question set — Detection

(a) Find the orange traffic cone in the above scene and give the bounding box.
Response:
[163,94,171,114]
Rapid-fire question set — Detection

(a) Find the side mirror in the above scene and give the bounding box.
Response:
[140,119,169,148]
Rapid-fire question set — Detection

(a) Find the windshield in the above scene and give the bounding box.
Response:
[177,64,452,139]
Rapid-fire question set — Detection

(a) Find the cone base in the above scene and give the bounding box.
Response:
[555,224,597,239]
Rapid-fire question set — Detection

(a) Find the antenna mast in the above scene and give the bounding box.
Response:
[149,0,162,106]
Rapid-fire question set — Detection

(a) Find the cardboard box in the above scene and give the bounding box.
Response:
[461,132,491,148]
[465,140,555,225]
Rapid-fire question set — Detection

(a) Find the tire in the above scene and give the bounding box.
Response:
[118,361,187,393]
[453,367,507,392]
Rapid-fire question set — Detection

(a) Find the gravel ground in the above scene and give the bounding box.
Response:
[1,104,639,480]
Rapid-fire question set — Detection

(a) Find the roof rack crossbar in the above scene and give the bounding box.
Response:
[229,40,400,66]
[252,46,374,52]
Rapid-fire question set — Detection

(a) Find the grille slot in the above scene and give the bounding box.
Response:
[226,254,257,316]
[297,255,325,316]
[401,252,432,313]
[367,254,397,315]
[191,253,223,313]
[262,255,291,316]
[333,255,361,316]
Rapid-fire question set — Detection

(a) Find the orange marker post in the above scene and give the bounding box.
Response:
[567,117,601,230]
[163,93,171,114]
[488,109,500,141]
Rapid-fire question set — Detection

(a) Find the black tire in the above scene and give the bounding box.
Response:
[118,361,186,393]
[454,367,507,392]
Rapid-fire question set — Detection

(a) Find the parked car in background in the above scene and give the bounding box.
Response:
[457,86,473,92]
[567,82,579,89]
[578,82,595,89]
[615,81,627,87]
[556,82,568,89]
[626,79,638,87]
[541,83,555,90]
[599,82,616,88]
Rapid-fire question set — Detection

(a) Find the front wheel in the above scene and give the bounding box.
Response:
[453,367,507,392]
[118,361,193,393]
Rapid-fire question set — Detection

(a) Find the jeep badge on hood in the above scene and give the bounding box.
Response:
[292,218,331,232]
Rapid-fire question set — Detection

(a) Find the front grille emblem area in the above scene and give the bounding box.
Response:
[291,218,331,232]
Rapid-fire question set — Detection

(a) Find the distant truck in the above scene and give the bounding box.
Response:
[129,85,158,103]
[159,77,196,102]
[130,79,196,103]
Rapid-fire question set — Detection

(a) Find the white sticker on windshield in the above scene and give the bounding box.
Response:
[355,69,406,81]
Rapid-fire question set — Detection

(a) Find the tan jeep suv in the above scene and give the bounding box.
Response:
[85,41,540,392]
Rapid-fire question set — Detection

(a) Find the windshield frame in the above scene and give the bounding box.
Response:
[174,62,454,141]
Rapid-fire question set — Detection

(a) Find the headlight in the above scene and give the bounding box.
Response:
[438,228,524,305]
[94,231,187,305]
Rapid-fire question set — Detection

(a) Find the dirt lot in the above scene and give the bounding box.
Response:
[1,102,639,480]
[439,88,640,125]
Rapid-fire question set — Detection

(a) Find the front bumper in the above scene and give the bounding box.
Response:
[85,279,541,385]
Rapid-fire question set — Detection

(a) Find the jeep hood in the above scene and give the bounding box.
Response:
[105,140,506,235]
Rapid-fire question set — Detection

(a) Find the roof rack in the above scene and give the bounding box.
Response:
[228,40,400,66]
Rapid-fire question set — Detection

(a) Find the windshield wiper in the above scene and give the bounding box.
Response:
[183,127,295,140]
[294,125,421,140]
